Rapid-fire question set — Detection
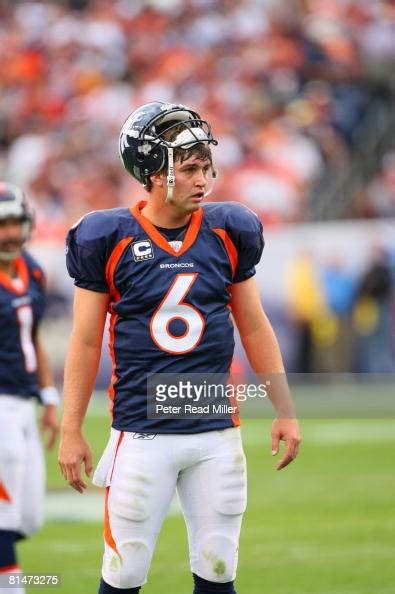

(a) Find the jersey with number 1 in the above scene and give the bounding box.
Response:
[0,251,46,400]
[66,200,264,434]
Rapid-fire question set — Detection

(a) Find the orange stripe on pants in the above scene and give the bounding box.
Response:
[0,481,11,502]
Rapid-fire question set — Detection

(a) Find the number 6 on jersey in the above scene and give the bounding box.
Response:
[150,273,205,354]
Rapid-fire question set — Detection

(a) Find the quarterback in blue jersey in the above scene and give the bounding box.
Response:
[0,183,59,590]
[59,102,301,594]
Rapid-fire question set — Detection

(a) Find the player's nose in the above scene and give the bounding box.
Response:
[4,230,20,241]
[1,228,16,240]
[194,169,207,188]
[1,221,22,236]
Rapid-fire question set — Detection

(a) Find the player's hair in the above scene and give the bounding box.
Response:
[145,123,213,192]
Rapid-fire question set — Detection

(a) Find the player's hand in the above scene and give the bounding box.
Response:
[40,405,60,450]
[271,418,301,470]
[58,430,93,493]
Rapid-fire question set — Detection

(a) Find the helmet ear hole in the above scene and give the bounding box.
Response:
[152,146,166,168]
[122,144,167,185]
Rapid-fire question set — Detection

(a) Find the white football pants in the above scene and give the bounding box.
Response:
[0,396,45,537]
[93,427,247,589]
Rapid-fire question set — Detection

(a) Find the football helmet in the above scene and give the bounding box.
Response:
[119,102,218,200]
[0,182,34,260]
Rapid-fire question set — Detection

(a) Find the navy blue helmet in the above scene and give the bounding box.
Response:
[119,102,218,186]
[0,182,34,259]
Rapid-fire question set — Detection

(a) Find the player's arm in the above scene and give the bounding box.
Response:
[230,276,301,470]
[58,287,109,493]
[35,331,60,450]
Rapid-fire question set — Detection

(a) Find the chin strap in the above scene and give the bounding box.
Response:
[166,147,175,202]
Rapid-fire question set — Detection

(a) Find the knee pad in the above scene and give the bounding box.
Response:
[195,533,238,583]
[102,539,151,589]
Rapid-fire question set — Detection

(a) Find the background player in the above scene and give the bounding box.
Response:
[0,183,59,594]
[58,102,301,594]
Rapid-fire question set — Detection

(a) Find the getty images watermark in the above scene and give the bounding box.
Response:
[146,373,282,420]
[147,372,395,420]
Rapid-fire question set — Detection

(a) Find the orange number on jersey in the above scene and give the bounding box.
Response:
[150,273,205,354]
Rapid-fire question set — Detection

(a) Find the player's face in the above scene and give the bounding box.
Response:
[170,155,213,214]
[0,218,25,261]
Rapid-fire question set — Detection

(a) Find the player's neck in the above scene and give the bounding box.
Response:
[140,198,192,229]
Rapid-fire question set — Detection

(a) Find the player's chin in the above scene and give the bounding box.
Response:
[173,196,203,215]
[187,196,204,210]
[187,203,201,213]
[0,244,22,260]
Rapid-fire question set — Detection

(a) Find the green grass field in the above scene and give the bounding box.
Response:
[19,392,395,594]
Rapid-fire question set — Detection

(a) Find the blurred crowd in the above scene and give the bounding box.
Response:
[285,245,395,373]
[1,0,395,241]
[355,150,395,218]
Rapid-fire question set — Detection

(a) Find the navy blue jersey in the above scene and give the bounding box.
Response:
[66,201,264,433]
[0,251,46,400]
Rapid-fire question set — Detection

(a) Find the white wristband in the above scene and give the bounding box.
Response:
[40,385,60,406]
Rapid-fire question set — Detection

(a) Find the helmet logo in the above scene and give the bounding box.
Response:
[138,143,152,155]
[123,110,145,129]
[119,133,130,153]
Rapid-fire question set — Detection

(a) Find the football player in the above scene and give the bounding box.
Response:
[58,102,301,594]
[0,183,59,594]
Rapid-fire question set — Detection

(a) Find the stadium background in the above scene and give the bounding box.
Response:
[0,0,394,592]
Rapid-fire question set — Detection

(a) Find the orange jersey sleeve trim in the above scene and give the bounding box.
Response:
[0,256,29,294]
[105,236,134,301]
[212,228,238,279]
[105,238,133,412]
[108,311,118,412]
[32,267,45,289]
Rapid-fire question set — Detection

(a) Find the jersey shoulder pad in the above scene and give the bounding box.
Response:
[21,250,46,289]
[68,208,129,245]
[21,249,44,271]
[203,202,264,282]
[66,208,130,292]
[203,201,261,234]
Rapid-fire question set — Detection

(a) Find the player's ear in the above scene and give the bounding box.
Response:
[150,170,165,188]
